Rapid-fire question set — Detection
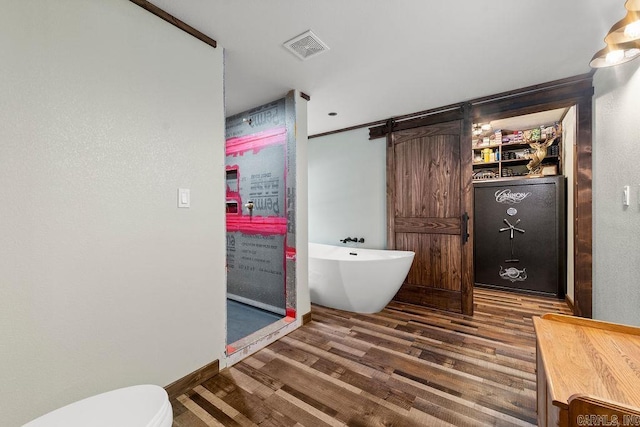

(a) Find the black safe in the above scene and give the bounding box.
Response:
[473,176,566,297]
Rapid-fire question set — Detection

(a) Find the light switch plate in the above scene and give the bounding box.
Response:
[178,188,190,208]
[623,185,630,207]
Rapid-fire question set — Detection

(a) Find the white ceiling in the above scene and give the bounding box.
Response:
[488,108,568,132]
[148,0,625,136]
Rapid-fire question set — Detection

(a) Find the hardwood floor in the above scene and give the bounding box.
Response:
[171,288,572,426]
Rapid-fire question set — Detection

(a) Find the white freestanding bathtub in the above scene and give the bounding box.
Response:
[308,242,415,313]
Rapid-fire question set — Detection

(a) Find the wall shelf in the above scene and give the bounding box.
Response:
[501,158,529,164]
[472,123,562,181]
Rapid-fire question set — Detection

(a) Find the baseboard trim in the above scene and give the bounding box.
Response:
[164,359,219,400]
[565,295,575,314]
[302,311,312,325]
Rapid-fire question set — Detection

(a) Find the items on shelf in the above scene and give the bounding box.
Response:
[473,170,498,180]
[472,121,562,181]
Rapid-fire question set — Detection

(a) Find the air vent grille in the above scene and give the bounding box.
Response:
[283,30,329,60]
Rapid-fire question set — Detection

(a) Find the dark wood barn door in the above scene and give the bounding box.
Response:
[387,120,473,314]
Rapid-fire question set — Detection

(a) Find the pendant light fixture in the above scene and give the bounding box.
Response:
[591,0,640,68]
[606,0,640,44]
[590,40,640,68]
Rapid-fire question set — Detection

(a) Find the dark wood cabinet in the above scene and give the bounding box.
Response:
[473,176,565,297]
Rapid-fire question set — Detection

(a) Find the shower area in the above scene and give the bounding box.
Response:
[225,94,298,350]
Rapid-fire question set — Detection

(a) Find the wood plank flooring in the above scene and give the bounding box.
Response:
[171,288,572,426]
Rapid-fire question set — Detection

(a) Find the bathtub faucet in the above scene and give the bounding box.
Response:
[340,237,365,243]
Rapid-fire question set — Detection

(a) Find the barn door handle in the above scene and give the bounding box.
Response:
[462,212,470,244]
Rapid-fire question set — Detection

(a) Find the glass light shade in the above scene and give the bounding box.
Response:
[606,49,625,64]
[605,11,640,44]
[625,20,640,38]
[626,47,640,57]
[626,0,640,11]
[590,40,640,67]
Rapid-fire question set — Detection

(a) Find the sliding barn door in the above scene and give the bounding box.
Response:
[388,120,473,314]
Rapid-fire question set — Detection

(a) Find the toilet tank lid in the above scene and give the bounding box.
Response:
[23,384,170,427]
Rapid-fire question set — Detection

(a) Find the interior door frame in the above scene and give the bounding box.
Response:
[374,72,594,318]
[469,76,593,318]
[223,91,301,354]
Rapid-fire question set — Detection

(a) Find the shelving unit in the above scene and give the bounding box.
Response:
[472,124,562,181]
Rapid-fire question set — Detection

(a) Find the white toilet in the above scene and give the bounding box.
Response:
[23,384,173,427]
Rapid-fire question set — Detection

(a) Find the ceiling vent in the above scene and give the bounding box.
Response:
[283,30,329,61]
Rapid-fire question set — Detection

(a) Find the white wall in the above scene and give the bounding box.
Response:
[308,128,387,249]
[593,59,640,326]
[0,1,226,425]
[563,106,577,303]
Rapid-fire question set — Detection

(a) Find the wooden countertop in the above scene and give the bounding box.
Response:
[534,314,640,411]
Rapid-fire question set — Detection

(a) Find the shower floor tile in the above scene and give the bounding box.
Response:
[227,299,283,344]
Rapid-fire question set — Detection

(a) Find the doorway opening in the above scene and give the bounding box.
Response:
[471,107,575,301]
[224,93,301,358]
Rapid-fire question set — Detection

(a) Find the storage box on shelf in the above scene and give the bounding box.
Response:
[472,123,562,181]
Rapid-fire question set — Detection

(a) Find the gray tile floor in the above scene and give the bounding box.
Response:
[226,299,283,344]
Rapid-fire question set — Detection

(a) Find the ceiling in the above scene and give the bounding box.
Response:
[148,1,625,136]
[488,108,567,132]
